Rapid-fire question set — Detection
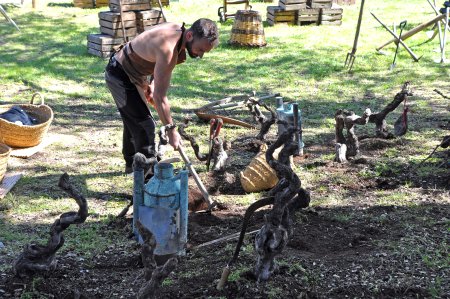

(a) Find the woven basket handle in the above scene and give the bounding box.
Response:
[30,93,44,105]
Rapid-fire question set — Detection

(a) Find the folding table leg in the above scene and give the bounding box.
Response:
[0,4,20,31]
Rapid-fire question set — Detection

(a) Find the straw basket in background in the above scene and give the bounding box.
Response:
[0,93,53,148]
[0,143,11,182]
[240,144,278,192]
[229,10,267,47]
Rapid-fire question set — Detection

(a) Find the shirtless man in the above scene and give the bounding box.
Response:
[105,18,219,174]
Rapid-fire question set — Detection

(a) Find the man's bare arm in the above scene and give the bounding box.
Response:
[152,47,182,149]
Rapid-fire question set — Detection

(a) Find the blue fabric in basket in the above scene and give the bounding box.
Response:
[0,106,37,126]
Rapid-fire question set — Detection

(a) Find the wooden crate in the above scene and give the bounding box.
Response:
[99,11,136,37]
[95,0,109,7]
[278,0,306,11]
[87,33,123,58]
[136,9,164,33]
[109,0,151,12]
[267,6,296,25]
[308,0,332,8]
[332,0,354,4]
[73,0,94,8]
[297,8,319,25]
[99,11,136,23]
[320,5,343,25]
[100,26,137,38]
[151,0,169,7]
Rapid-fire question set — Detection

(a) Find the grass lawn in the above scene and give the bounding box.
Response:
[0,0,449,298]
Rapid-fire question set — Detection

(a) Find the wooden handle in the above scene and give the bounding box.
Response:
[177,145,213,207]
[371,13,420,61]
[377,14,445,50]
[30,93,44,105]
[216,266,231,290]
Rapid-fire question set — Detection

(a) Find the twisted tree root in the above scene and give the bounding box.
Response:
[253,127,307,282]
[136,220,178,299]
[335,82,412,162]
[13,173,89,277]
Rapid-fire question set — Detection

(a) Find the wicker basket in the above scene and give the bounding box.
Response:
[0,93,53,148]
[0,143,11,182]
[240,144,278,192]
[229,10,267,47]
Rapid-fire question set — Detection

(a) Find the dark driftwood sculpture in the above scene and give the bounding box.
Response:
[217,127,310,289]
[246,99,278,141]
[13,173,89,277]
[335,108,371,162]
[367,82,412,139]
[335,82,412,162]
[254,127,303,282]
[136,220,178,299]
[178,117,208,162]
[178,116,228,171]
[211,137,229,172]
[157,126,169,159]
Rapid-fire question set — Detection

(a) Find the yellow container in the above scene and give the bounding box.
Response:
[240,144,278,192]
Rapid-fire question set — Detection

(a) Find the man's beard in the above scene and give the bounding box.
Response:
[186,40,198,58]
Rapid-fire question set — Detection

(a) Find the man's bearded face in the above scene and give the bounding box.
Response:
[186,39,198,59]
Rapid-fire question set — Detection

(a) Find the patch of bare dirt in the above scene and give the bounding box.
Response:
[0,97,449,299]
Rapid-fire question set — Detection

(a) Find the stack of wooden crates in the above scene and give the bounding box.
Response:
[332,0,355,4]
[87,0,167,58]
[267,0,343,26]
[73,0,109,9]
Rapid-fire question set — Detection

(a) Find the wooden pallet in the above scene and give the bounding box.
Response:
[320,5,342,25]
[267,6,296,25]
[278,0,306,11]
[308,0,332,8]
[136,9,164,33]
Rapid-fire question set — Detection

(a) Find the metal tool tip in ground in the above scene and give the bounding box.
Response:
[376,50,388,55]
[207,200,218,212]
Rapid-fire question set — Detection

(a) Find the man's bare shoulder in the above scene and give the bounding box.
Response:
[135,22,182,41]
[130,22,183,62]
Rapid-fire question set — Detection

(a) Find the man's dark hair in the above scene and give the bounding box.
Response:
[189,18,219,45]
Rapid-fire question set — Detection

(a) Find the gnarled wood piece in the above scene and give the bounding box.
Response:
[157,126,169,160]
[13,173,89,277]
[245,97,278,141]
[254,127,302,282]
[217,180,310,289]
[334,83,412,162]
[212,137,228,172]
[335,108,371,160]
[178,117,208,161]
[368,82,412,138]
[136,220,178,299]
